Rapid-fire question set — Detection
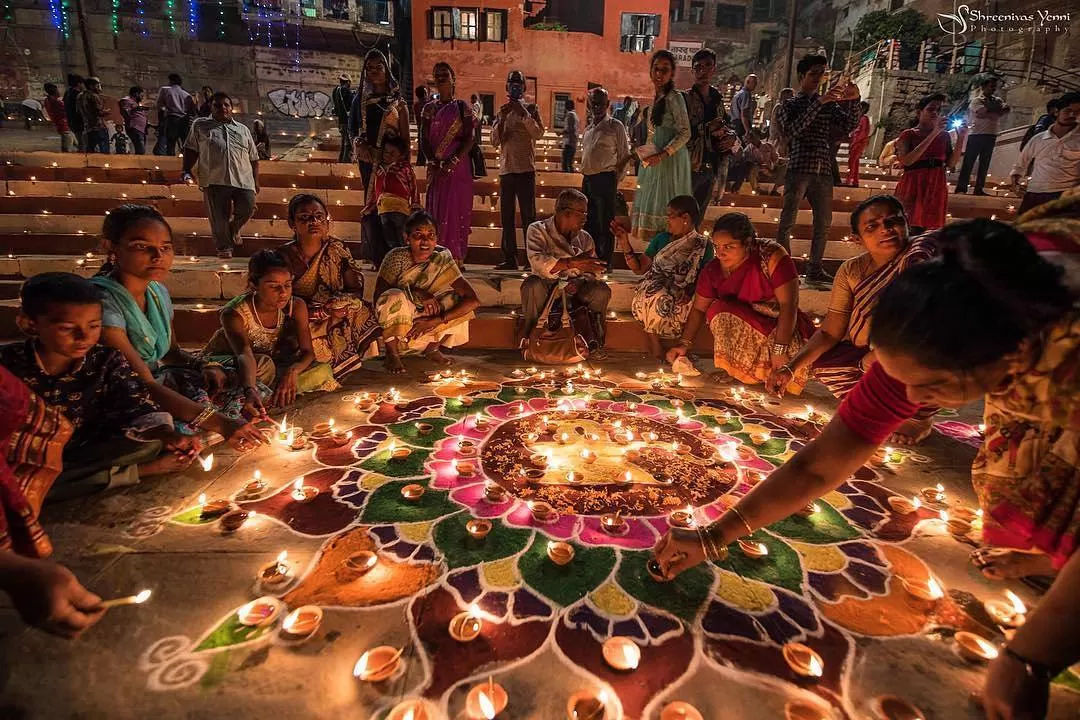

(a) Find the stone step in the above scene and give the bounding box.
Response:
[0,254,835,314]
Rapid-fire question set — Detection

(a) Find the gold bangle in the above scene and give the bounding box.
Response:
[189,405,215,431]
[729,505,754,537]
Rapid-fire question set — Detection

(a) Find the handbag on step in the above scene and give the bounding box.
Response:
[522,282,589,364]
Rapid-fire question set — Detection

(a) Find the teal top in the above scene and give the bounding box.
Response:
[90,277,174,369]
[645,231,714,269]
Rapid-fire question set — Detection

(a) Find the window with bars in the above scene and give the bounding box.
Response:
[715,3,744,28]
[431,8,452,39]
[620,13,661,53]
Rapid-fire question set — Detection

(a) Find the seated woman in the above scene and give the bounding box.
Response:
[616,194,713,360]
[278,194,380,378]
[374,210,479,374]
[666,213,813,391]
[90,205,266,451]
[767,195,938,442]
[202,250,338,414]
[654,219,1080,720]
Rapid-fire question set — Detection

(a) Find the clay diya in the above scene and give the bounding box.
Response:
[616,470,634,485]
[738,538,769,559]
[219,509,250,533]
[609,388,624,398]
[331,430,352,447]
[312,420,334,436]
[600,512,627,535]
[472,413,490,429]
[782,642,824,678]
[646,558,672,583]
[794,502,819,518]
[466,518,493,540]
[984,590,1027,628]
[515,385,528,395]
[566,690,608,720]
[344,550,378,576]
[510,368,526,378]
[954,631,999,663]
[289,432,307,451]
[458,396,475,407]
[579,448,597,464]
[242,471,267,497]
[354,646,403,682]
[601,637,641,671]
[748,430,771,445]
[670,442,691,455]
[280,605,322,640]
[449,606,483,642]
[237,597,281,626]
[521,468,545,482]
[401,484,426,502]
[484,483,508,503]
[900,576,944,601]
[291,478,319,503]
[784,701,829,720]
[259,551,293,586]
[946,517,973,537]
[952,506,977,522]
[920,484,947,504]
[386,699,433,720]
[887,496,918,514]
[199,498,232,519]
[508,402,526,417]
[668,508,695,528]
[660,702,704,720]
[466,679,508,720]
[626,402,639,411]
[547,541,575,566]
[388,441,412,460]
[529,501,555,522]
[454,460,477,477]
[458,440,478,457]
[871,695,925,720]
[530,453,550,468]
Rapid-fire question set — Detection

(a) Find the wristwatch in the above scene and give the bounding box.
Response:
[1004,647,1056,682]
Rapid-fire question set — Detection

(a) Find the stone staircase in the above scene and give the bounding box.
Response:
[0,127,1021,352]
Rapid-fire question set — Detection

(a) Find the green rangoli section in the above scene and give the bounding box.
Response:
[387,418,457,448]
[360,479,458,523]
[194,613,275,651]
[358,447,432,477]
[496,386,546,403]
[768,501,862,544]
[616,549,714,624]
[169,506,215,525]
[433,513,533,569]
[719,531,805,595]
[517,535,616,608]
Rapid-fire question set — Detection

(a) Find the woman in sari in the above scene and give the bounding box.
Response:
[374,211,479,374]
[202,249,338,414]
[767,195,938,442]
[666,213,813,390]
[630,50,692,242]
[421,61,475,266]
[617,195,712,360]
[655,219,1080,720]
[278,194,380,379]
[91,205,266,451]
[349,49,410,194]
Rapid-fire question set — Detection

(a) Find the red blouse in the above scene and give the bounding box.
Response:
[694,248,799,323]
[837,362,920,444]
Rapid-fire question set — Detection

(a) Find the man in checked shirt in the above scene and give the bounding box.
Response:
[775,54,861,283]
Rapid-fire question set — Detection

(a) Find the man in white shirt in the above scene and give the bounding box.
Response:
[181,92,260,259]
[521,189,611,351]
[956,76,1010,195]
[154,73,196,156]
[1011,92,1080,214]
[580,87,631,270]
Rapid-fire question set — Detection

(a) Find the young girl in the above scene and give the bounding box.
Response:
[90,204,266,451]
[252,119,271,161]
[360,134,418,267]
[203,250,337,414]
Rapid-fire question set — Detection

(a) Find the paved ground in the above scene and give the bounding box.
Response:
[0,351,1077,719]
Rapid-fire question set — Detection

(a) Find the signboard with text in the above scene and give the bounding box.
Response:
[669,41,704,67]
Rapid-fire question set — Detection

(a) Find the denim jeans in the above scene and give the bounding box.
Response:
[84,128,110,154]
[129,129,147,155]
[204,185,257,252]
[776,172,832,273]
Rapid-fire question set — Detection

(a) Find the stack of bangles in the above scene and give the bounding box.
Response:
[189,404,216,431]
[696,506,755,561]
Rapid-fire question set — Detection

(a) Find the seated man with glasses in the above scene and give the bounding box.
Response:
[520,189,611,359]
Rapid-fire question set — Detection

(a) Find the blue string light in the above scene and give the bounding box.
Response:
[47,0,71,37]
[188,0,198,36]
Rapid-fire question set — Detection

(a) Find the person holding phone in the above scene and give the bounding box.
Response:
[894,93,966,232]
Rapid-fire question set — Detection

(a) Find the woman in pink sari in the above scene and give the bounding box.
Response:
[420,62,476,267]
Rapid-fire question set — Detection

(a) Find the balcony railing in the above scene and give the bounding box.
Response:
[244,0,390,26]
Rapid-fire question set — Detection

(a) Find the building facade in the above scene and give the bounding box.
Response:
[665,0,788,86]
[411,0,669,128]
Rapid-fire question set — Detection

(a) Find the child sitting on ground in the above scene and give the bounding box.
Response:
[0,273,201,499]
[202,250,337,416]
[361,134,419,267]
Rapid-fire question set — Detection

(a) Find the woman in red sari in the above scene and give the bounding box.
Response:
[893,93,966,231]
[655,219,1080,720]
[0,366,106,637]
[667,213,813,391]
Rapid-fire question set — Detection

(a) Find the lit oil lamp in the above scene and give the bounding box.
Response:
[401,484,426,502]
[617,470,634,485]
[954,631,999,663]
[579,448,597,464]
[458,439,478,457]
[946,514,972,537]
[887,495,918,514]
[466,518,493,540]
[454,459,477,477]
[289,431,307,451]
[389,440,412,460]
[782,642,824,678]
[660,701,704,720]
[900,576,944,601]
[547,541,575,565]
[601,636,641,671]
[668,508,695,528]
[565,470,581,484]
[738,538,769,559]
[671,441,691,455]
[219,509,251,533]
[199,497,232,519]
[237,597,281,626]
[748,430,771,445]
[609,388,624,398]
[415,422,434,436]
[198,453,214,472]
[291,478,319,503]
[331,429,353,447]
[484,483,507,503]
[280,605,322,641]
[459,395,474,407]
[869,695,925,720]
[466,677,508,719]
[984,589,1027,628]
[600,511,627,535]
[530,452,549,468]
[353,646,403,682]
[529,501,555,522]
[920,483,946,504]
[386,699,434,720]
[344,550,378,576]
[276,416,289,442]
[243,469,267,496]
[449,603,483,642]
[473,413,490,429]
[627,402,638,411]
[566,688,608,720]
[259,550,293,586]
[312,418,335,436]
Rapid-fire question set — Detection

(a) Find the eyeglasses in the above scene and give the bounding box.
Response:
[295,213,327,223]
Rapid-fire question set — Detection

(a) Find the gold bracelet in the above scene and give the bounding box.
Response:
[729,505,755,537]
[189,405,215,431]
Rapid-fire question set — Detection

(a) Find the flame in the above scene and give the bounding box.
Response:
[276,550,288,564]
[389,439,397,453]
[133,589,152,604]
[293,478,303,492]
[279,415,287,433]
[353,651,371,677]
[561,432,569,442]
[808,655,824,677]
[1005,590,1027,615]
[671,442,679,451]
[199,454,214,471]
[198,493,207,506]
[806,404,815,417]
[612,419,622,429]
[927,577,944,599]
[328,418,335,430]
[580,449,590,459]
[478,690,496,719]
[936,483,945,493]
[912,496,922,509]
[623,642,641,669]
[757,542,769,556]
[719,444,737,462]
[623,470,632,483]
[973,635,1000,659]
[451,459,459,470]
[884,446,894,457]
[975,508,984,518]
[598,689,609,705]
[940,510,949,522]
[283,611,296,632]
[403,709,415,720]
[253,469,261,481]
[626,430,634,442]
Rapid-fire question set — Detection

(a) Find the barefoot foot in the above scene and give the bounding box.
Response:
[138,452,196,478]
[385,354,407,374]
[424,348,455,366]
[971,547,1057,580]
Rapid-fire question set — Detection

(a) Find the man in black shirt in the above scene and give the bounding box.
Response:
[62,74,84,152]
[331,74,354,163]
[684,48,737,210]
